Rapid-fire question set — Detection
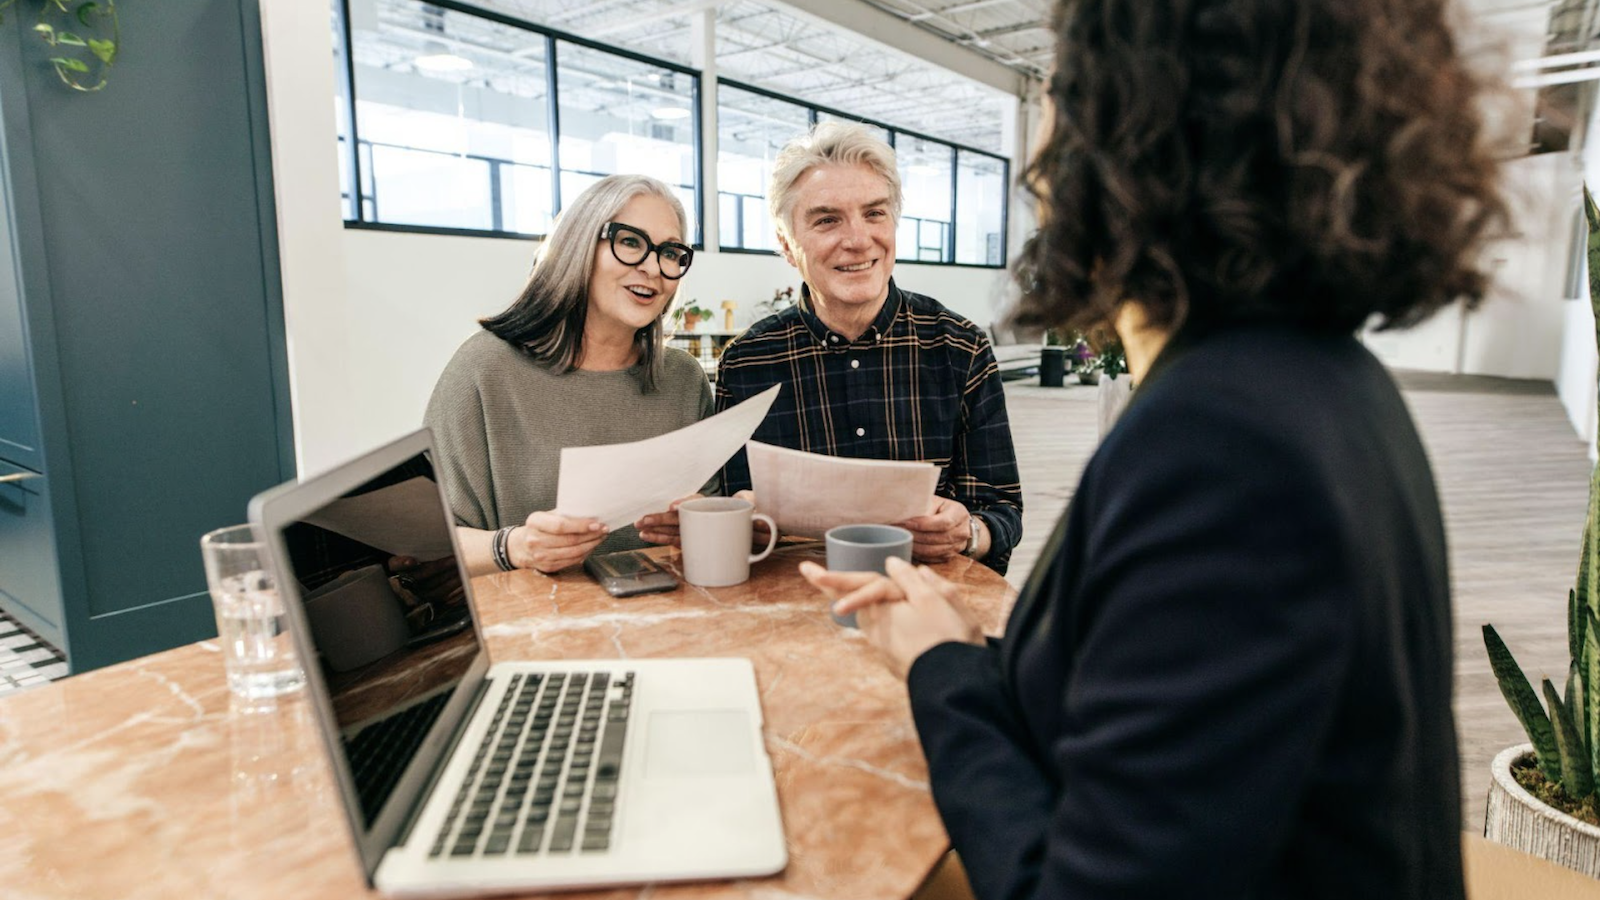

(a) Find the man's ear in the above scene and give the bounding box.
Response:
[776,229,797,268]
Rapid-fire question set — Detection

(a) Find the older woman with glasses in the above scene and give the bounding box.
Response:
[425,174,709,576]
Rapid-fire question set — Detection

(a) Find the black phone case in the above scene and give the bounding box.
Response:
[583,550,679,597]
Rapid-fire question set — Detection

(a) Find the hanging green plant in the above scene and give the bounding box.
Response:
[0,0,118,93]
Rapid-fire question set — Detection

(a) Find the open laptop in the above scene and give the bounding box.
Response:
[249,428,787,897]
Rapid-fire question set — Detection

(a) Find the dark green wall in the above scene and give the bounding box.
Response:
[0,2,295,670]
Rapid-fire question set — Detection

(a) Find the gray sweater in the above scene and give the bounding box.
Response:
[424,330,713,555]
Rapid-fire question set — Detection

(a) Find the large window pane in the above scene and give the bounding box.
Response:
[556,41,698,243]
[345,0,553,233]
[718,84,810,251]
[897,136,954,263]
[956,151,1006,266]
[370,145,493,229]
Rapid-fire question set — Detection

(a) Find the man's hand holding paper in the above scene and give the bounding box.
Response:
[745,441,939,538]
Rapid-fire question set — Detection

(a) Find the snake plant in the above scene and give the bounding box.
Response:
[1483,184,1600,799]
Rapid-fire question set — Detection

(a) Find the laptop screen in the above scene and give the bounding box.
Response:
[274,450,480,828]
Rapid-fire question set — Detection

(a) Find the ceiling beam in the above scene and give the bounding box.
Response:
[772,0,1027,96]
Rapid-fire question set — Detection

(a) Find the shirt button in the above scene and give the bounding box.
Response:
[855,427,865,437]
[850,359,860,369]
[829,335,840,343]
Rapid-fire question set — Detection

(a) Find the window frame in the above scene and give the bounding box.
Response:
[334,0,706,246]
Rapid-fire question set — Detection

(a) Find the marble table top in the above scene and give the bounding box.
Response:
[0,542,1015,900]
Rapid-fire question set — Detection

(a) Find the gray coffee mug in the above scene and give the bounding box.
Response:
[824,524,913,627]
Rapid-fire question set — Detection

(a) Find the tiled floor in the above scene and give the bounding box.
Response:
[0,611,67,698]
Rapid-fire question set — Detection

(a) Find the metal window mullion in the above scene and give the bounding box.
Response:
[336,0,364,223]
[546,34,562,216]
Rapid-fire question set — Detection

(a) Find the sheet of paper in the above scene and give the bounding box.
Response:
[556,384,782,529]
[746,441,939,538]
[302,476,458,561]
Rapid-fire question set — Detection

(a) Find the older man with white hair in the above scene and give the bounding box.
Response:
[715,122,1023,573]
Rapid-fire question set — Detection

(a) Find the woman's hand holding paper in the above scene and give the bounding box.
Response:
[514,510,608,573]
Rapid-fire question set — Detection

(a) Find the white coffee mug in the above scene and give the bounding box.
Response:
[678,497,779,587]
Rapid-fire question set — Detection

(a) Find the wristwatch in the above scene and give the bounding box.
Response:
[963,514,982,558]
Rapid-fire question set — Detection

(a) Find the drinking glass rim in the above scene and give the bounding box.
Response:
[200,523,263,548]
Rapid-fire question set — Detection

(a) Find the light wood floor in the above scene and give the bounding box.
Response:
[998,370,1593,831]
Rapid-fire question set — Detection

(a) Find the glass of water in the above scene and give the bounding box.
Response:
[200,524,306,700]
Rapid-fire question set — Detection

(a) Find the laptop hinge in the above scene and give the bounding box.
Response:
[392,677,493,848]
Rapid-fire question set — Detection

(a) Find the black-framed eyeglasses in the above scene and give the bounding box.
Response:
[600,222,693,279]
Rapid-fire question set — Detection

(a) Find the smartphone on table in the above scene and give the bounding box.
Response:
[583,550,679,597]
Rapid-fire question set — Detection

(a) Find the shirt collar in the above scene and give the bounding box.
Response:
[796,280,903,350]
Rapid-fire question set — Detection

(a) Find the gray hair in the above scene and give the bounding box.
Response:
[768,121,902,243]
[480,174,689,392]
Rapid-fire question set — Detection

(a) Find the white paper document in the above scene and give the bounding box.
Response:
[303,476,459,561]
[555,384,782,529]
[746,441,939,538]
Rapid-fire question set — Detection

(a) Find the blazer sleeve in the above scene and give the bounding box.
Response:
[910,399,1357,900]
[907,642,1059,892]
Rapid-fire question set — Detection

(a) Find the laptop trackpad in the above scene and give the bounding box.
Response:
[645,710,756,778]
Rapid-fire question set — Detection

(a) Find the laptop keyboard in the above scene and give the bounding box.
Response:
[429,670,633,858]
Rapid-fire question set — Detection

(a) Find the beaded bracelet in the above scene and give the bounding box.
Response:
[491,525,517,572]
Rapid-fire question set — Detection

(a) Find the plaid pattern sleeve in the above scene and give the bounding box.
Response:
[716,282,1023,573]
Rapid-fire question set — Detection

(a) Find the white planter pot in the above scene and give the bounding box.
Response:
[1098,374,1134,439]
[1484,743,1600,877]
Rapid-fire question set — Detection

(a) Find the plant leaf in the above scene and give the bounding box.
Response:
[1485,624,1562,781]
[75,1,97,26]
[55,31,86,47]
[1587,609,1600,780]
[87,38,114,65]
[33,22,55,44]
[1546,679,1595,798]
[50,57,90,74]
[1569,660,1589,766]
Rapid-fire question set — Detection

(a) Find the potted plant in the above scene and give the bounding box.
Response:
[1481,186,1600,875]
[1040,330,1068,388]
[1095,335,1132,437]
[1072,335,1100,385]
[672,301,712,332]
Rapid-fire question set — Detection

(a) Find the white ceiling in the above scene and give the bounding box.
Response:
[362,0,1594,156]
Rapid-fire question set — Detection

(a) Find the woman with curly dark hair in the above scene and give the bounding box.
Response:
[802,1,1506,897]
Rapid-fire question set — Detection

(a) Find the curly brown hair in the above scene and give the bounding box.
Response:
[1014,0,1509,337]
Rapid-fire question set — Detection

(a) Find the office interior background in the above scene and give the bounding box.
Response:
[2,0,1599,826]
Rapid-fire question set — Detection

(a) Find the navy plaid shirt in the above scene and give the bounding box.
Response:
[716,280,1023,573]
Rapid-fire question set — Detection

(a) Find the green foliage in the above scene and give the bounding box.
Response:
[1,0,118,92]
[1485,184,1600,802]
[1546,679,1595,797]
[1484,624,1561,781]
[1096,338,1128,378]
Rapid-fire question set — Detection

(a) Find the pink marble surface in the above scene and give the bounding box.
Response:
[0,542,1014,899]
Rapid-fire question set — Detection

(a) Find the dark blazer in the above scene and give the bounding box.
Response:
[908,326,1463,900]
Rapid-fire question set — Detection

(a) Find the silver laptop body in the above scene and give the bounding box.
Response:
[249,428,786,897]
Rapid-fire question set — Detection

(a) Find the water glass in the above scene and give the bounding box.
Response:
[200,524,306,700]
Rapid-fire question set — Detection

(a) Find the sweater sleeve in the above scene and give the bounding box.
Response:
[910,401,1355,900]
[423,343,496,531]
